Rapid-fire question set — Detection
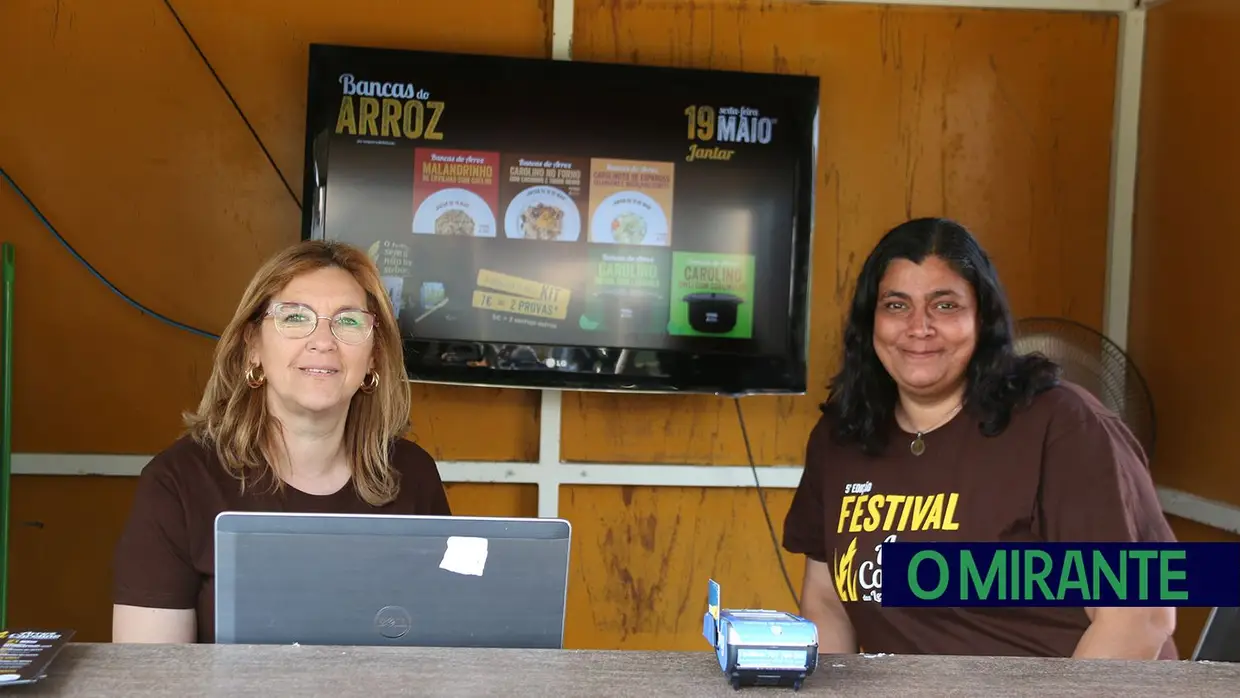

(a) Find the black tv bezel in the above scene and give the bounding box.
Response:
[299,43,819,398]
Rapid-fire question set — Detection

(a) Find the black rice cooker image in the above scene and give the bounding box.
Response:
[594,288,662,330]
[683,292,744,333]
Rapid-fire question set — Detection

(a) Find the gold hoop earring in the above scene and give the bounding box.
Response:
[360,370,379,394]
[245,364,266,389]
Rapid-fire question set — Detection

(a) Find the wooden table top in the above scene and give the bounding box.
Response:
[9,643,1240,696]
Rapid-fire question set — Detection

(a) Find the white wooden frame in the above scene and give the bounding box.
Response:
[13,0,1240,536]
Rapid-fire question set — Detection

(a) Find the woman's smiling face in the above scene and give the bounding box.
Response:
[250,266,376,419]
[872,255,977,401]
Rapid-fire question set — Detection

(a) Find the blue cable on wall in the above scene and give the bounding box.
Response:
[0,0,311,345]
[0,169,220,342]
[0,0,309,343]
[2,0,806,616]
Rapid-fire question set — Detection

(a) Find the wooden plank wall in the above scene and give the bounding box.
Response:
[1128,0,1240,653]
[560,0,1118,650]
[0,0,548,640]
[0,0,1153,651]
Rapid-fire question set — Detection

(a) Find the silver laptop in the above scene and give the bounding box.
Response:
[1191,607,1240,662]
[213,511,571,648]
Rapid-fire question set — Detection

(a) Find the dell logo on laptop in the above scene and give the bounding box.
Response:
[374,606,412,638]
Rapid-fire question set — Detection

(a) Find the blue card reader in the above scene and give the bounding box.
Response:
[702,579,819,690]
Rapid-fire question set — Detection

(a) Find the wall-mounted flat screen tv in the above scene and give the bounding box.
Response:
[301,44,819,396]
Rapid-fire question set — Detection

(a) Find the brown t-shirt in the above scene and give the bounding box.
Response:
[783,382,1178,659]
[112,435,452,643]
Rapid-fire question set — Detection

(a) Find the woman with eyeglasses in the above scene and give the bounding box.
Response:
[111,239,451,644]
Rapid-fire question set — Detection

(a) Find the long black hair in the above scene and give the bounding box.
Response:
[823,217,1060,454]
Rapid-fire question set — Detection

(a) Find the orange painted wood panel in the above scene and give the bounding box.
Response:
[560,484,803,650]
[0,0,548,459]
[1128,0,1240,507]
[443,482,539,519]
[6,476,137,643]
[5,476,537,642]
[563,1,1118,465]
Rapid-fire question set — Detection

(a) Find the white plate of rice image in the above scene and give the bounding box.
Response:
[589,191,669,247]
[504,186,581,241]
[413,188,497,237]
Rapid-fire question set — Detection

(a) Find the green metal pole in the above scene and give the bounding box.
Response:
[0,242,13,629]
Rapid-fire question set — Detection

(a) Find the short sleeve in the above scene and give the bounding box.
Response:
[112,454,199,609]
[424,469,452,516]
[1038,401,1176,544]
[392,440,453,516]
[782,418,830,562]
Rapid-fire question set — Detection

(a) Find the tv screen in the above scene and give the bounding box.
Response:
[301,44,819,396]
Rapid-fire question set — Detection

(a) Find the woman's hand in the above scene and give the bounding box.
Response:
[800,559,860,654]
[112,604,196,644]
[1072,606,1176,659]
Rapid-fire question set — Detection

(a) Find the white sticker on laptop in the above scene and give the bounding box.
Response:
[439,536,489,576]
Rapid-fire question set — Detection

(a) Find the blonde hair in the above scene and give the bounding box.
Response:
[183,239,411,506]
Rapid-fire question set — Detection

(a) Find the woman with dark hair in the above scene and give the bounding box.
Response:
[782,217,1177,660]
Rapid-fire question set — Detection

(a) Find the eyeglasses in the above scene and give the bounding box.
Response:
[264,302,376,345]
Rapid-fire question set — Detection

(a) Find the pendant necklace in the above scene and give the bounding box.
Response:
[908,402,964,457]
